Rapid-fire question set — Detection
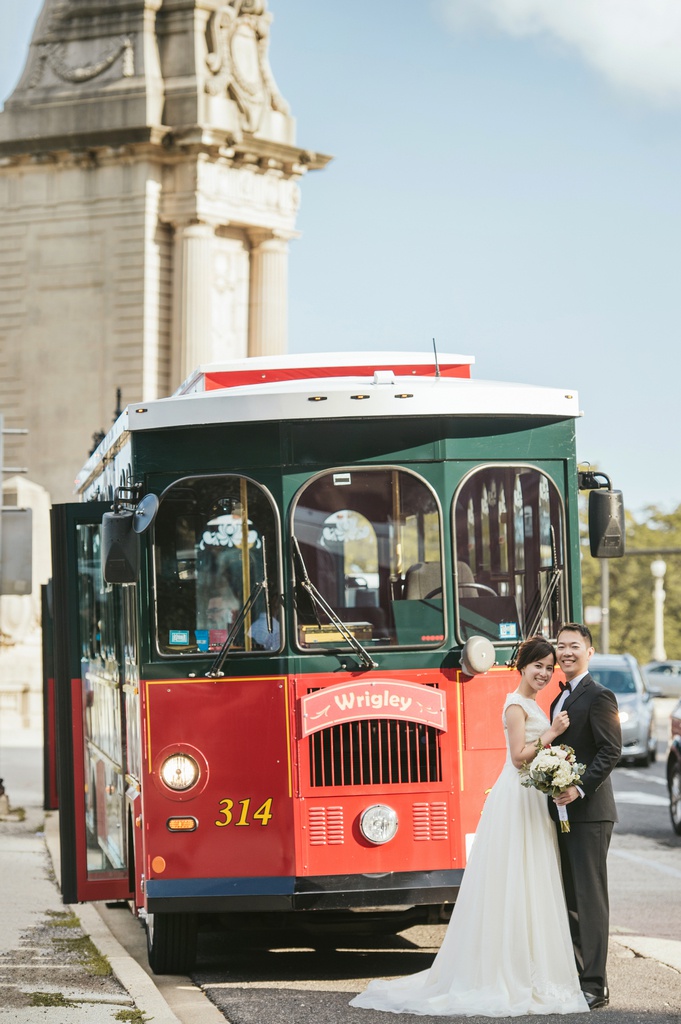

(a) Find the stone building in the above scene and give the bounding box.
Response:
[0,0,330,504]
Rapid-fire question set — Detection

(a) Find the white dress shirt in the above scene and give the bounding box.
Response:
[553,670,589,798]
[553,670,589,717]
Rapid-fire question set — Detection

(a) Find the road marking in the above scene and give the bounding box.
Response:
[610,848,681,879]
[618,769,667,786]
[615,791,668,806]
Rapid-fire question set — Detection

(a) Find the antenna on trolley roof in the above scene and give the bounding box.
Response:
[432,338,441,378]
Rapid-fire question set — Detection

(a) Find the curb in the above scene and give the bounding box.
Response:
[76,902,182,1024]
[611,934,681,974]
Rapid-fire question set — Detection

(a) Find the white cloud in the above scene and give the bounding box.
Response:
[439,0,681,103]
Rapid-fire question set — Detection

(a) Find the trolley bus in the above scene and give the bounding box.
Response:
[49,352,624,973]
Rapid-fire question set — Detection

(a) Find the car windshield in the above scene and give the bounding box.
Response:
[591,668,637,694]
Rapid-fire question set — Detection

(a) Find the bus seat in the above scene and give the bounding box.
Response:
[457,560,478,599]
[405,562,442,601]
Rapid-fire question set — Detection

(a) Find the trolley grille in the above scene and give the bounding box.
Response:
[308,716,442,788]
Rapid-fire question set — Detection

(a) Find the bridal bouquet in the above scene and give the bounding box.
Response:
[520,744,586,832]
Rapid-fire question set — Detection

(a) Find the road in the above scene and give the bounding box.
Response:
[608,697,681,945]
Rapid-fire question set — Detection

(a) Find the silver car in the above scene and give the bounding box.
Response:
[589,654,658,767]
[642,661,681,699]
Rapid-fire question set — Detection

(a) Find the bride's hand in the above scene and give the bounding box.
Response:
[551,710,570,738]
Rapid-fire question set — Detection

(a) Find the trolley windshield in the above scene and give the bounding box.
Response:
[292,467,445,649]
[453,465,566,643]
[153,475,281,656]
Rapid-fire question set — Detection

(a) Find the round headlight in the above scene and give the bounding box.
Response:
[160,753,200,791]
[359,804,398,845]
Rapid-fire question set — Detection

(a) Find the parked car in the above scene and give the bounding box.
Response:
[588,653,658,767]
[642,660,681,699]
[666,699,681,835]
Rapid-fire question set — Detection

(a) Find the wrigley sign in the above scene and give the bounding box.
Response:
[299,679,447,737]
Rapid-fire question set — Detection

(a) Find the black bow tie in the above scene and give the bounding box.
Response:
[559,681,571,692]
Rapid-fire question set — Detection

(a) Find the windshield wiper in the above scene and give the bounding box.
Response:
[206,538,272,677]
[516,527,563,654]
[292,538,377,670]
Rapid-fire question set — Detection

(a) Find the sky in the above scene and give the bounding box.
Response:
[1,0,679,517]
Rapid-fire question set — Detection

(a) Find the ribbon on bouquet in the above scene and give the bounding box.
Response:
[557,804,570,833]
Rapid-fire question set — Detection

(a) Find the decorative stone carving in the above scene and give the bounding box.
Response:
[29,37,135,87]
[205,1,289,132]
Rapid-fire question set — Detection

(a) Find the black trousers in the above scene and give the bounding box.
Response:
[556,820,613,995]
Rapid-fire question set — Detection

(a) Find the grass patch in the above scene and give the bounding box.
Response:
[53,934,112,977]
[46,909,80,928]
[115,1011,151,1023]
[30,991,77,1007]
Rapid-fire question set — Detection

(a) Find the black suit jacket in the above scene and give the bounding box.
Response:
[548,673,622,824]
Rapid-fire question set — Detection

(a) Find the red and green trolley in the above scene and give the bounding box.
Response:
[48,352,623,972]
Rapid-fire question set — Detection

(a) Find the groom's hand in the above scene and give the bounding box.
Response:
[554,786,581,806]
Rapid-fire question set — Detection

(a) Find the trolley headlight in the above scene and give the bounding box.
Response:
[160,753,200,791]
[359,804,398,845]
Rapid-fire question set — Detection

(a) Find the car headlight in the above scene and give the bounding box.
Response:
[359,804,398,845]
[160,753,200,791]
[618,710,629,724]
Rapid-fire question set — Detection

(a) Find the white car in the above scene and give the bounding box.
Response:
[642,661,681,699]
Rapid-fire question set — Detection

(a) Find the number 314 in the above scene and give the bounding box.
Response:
[215,797,273,827]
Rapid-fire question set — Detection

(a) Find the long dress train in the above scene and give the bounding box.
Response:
[350,693,588,1016]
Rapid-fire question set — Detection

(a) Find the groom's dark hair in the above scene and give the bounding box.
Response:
[557,622,593,646]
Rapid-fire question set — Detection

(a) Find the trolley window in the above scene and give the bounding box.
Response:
[292,468,445,649]
[453,466,566,643]
[153,475,281,656]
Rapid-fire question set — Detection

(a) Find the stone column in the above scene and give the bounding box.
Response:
[248,231,290,357]
[173,221,215,383]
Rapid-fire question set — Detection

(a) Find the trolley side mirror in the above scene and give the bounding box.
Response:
[579,471,625,558]
[102,509,139,583]
[101,493,159,584]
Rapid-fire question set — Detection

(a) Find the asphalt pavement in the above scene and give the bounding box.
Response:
[1,736,681,1024]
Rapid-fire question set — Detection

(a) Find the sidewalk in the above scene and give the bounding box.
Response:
[0,744,217,1024]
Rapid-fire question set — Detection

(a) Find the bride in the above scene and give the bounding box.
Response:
[350,636,589,1017]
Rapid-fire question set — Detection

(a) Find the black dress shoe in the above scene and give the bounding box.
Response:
[583,991,609,1010]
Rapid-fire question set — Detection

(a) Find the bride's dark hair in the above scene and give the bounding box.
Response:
[513,635,556,672]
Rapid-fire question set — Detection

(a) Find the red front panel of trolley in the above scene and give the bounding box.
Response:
[139,675,295,885]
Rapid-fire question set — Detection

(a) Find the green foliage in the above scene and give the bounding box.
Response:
[581,502,681,662]
[45,910,80,928]
[52,933,112,977]
[30,992,76,1007]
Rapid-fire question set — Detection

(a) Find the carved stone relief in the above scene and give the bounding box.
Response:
[205,1,289,132]
[24,0,136,89]
[29,37,135,88]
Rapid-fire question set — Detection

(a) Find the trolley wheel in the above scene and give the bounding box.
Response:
[146,911,198,975]
[670,762,681,837]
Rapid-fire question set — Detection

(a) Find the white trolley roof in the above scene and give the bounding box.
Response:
[76,353,581,489]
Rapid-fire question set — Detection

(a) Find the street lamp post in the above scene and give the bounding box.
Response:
[650,559,667,662]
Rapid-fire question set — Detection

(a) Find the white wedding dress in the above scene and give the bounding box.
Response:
[350,693,588,1017]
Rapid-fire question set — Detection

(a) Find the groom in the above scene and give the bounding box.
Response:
[550,623,622,1010]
